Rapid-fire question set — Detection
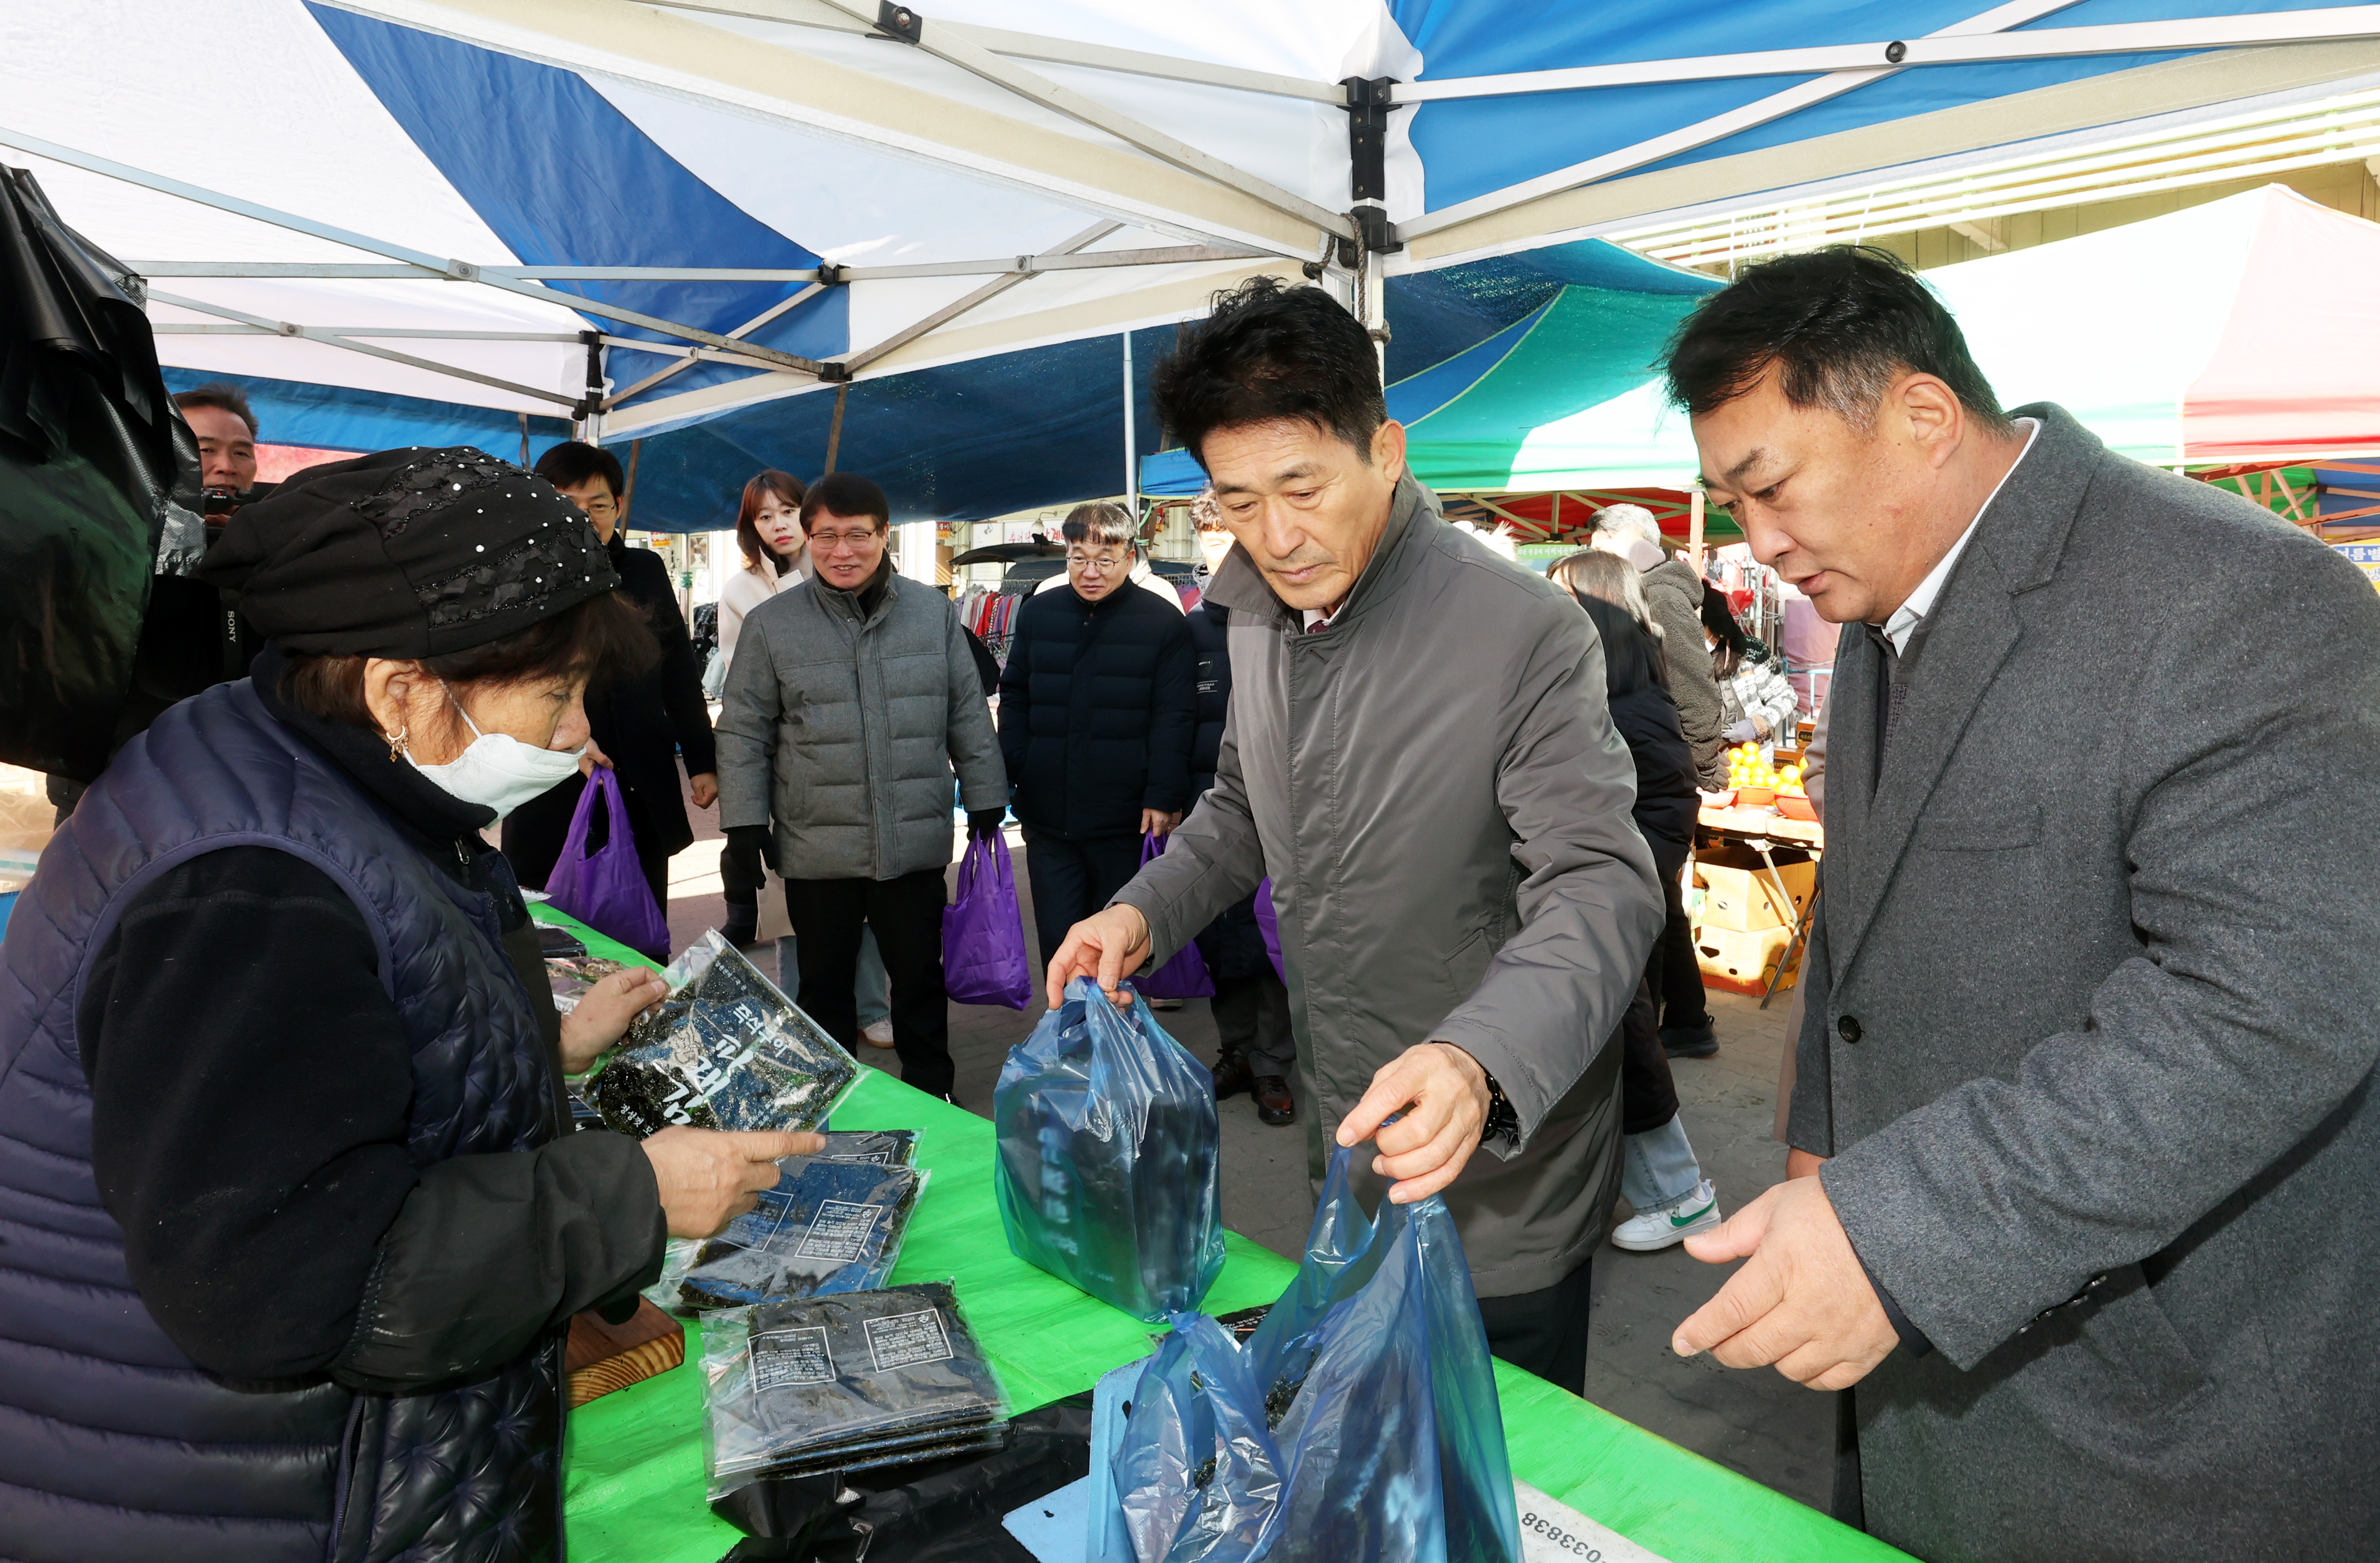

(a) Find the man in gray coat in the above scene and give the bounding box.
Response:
[1047,278,1665,1388]
[1668,247,2380,1561]
[717,472,1007,1101]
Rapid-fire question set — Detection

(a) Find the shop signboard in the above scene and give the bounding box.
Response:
[2331,541,2380,594]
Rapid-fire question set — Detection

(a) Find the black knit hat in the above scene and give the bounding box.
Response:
[201,446,621,656]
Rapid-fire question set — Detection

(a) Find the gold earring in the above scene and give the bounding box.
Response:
[386,724,410,762]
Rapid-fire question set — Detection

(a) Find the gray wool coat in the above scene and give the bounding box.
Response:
[1115,474,1666,1297]
[1792,404,2380,1562]
[715,572,1006,881]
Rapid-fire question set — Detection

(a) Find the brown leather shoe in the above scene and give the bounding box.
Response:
[1211,1050,1254,1100]
[1253,1075,1295,1126]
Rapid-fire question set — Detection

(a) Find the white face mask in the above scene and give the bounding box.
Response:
[408,685,584,821]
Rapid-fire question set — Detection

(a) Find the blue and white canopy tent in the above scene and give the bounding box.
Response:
[8,0,2380,526]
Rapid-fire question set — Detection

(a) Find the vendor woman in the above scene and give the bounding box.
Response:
[0,449,817,1563]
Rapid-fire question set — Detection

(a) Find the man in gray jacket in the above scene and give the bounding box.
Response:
[1668,248,2380,1561]
[718,472,1007,1101]
[1047,278,1664,1388]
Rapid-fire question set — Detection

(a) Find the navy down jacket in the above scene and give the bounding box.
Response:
[0,681,568,1563]
[996,581,1197,839]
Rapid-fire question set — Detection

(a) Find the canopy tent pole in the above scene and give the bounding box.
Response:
[518,413,532,467]
[128,246,1265,283]
[840,221,1122,376]
[1123,331,1138,524]
[144,289,581,409]
[1398,0,2082,245]
[824,383,848,475]
[654,0,1342,103]
[580,332,605,444]
[1393,6,2380,101]
[606,283,825,409]
[0,126,828,377]
[803,0,1353,245]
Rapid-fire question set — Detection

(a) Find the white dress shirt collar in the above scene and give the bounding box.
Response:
[1881,417,2038,655]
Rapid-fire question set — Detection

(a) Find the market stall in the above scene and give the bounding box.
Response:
[535,905,1899,1563]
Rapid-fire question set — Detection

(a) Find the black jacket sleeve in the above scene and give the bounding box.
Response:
[996,604,1032,793]
[626,548,717,778]
[79,847,661,1388]
[1142,609,1199,813]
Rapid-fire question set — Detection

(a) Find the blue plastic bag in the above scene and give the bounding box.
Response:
[1130,834,1215,999]
[1248,1147,1524,1563]
[991,979,1225,1321]
[943,831,1033,1008]
[1113,1313,1281,1563]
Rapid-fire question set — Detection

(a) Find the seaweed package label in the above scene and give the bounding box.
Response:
[739,1283,1006,1453]
[545,956,627,1017]
[678,1159,926,1309]
[583,931,860,1137]
[812,1129,919,1166]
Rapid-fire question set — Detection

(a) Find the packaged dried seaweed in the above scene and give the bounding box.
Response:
[678,1157,927,1310]
[581,930,860,1138]
[701,1282,1009,1500]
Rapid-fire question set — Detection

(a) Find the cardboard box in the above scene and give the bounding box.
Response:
[1693,843,1815,932]
[1692,920,1802,997]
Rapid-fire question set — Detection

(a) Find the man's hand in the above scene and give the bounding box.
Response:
[557,966,669,1074]
[1671,1175,1900,1391]
[577,737,612,779]
[1140,808,1183,837]
[688,772,719,809]
[1334,1042,1491,1204]
[639,1127,823,1238]
[1046,903,1151,1009]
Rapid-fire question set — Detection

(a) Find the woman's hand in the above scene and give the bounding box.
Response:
[576,736,613,778]
[640,1127,825,1238]
[557,966,668,1074]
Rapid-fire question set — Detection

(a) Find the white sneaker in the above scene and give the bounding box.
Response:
[1610,1181,1722,1252]
[861,1019,896,1049]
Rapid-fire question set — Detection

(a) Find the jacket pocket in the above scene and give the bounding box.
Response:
[1443,924,1495,1002]
[1916,804,2040,851]
[2084,1263,2209,1416]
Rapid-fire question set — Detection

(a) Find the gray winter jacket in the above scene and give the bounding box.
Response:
[1642,556,1727,785]
[716,572,1005,881]
[1114,474,1665,1297]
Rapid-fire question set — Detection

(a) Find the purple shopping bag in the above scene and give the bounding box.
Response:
[1131,833,1216,999]
[1253,875,1287,984]
[943,833,1033,1009]
[542,766,669,960]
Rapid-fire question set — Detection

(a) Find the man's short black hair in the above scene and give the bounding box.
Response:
[533,440,626,500]
[1661,245,2011,436]
[801,471,889,532]
[174,383,259,439]
[1151,276,1386,468]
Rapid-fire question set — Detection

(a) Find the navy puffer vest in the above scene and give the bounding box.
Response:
[0,681,565,1563]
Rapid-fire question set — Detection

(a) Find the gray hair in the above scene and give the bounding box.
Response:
[1590,503,1661,548]
[1189,488,1226,532]
[1062,501,1137,550]
[1550,547,1661,640]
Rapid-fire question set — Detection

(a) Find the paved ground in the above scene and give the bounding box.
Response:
[663,786,1832,1510]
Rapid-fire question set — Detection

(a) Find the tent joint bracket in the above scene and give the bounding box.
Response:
[874,2,922,45]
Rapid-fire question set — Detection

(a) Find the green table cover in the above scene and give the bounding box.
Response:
[535,906,1906,1563]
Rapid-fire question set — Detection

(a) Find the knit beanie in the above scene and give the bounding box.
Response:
[200,446,619,656]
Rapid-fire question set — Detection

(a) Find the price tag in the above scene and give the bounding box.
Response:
[1514,1480,1673,1563]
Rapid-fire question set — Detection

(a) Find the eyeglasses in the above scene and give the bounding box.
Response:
[809,528,883,552]
[1067,551,1128,572]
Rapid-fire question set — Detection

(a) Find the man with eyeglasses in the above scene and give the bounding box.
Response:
[716,472,1006,1103]
[502,441,716,941]
[998,501,1198,977]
